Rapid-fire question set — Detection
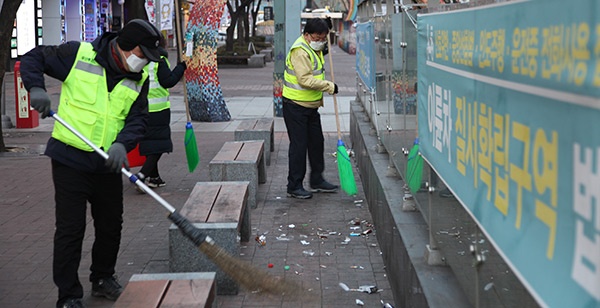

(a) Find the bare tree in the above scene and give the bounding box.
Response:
[225,0,254,51]
[249,0,263,37]
[0,0,23,152]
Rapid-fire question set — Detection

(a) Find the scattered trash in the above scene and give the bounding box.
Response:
[276,196,281,199]
[325,252,333,256]
[339,282,381,294]
[350,232,361,237]
[255,234,266,246]
[354,199,364,203]
[356,299,365,306]
[342,237,351,244]
[267,263,274,268]
[381,300,395,307]
[300,240,310,245]
[484,282,494,291]
[350,226,361,230]
[303,250,315,256]
[284,265,290,270]
[350,265,365,270]
[349,218,361,225]
[288,224,296,229]
[276,234,292,241]
[362,229,373,235]
[320,264,327,268]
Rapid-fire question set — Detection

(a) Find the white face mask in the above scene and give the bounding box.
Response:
[310,41,326,51]
[126,53,148,73]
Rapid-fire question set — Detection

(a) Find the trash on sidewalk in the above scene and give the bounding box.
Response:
[339,282,381,294]
[255,234,267,246]
[381,300,395,307]
[356,299,365,306]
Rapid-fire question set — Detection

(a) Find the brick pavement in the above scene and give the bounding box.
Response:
[0,46,397,307]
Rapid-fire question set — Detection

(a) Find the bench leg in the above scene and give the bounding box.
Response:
[240,205,251,242]
[169,223,240,295]
[258,155,267,184]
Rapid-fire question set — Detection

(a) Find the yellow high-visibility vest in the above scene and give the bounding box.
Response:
[282,36,325,102]
[52,42,148,151]
[146,56,170,112]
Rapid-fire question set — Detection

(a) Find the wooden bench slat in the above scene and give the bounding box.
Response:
[208,183,248,225]
[180,184,220,222]
[238,142,263,162]
[160,279,215,307]
[114,280,169,308]
[236,119,257,131]
[212,142,242,161]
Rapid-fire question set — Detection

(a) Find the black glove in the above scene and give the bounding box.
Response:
[29,87,51,118]
[105,143,129,173]
[334,84,339,95]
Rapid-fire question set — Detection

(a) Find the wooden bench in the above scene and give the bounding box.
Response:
[216,55,248,65]
[169,181,250,295]
[114,272,216,308]
[234,118,274,166]
[260,48,273,62]
[209,140,266,209]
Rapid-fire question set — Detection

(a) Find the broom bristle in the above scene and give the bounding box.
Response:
[406,144,423,194]
[198,241,304,297]
[336,142,357,195]
[185,123,200,172]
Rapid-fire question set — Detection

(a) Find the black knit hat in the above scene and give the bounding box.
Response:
[117,19,161,62]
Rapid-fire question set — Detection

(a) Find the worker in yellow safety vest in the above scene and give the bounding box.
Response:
[282,17,339,199]
[136,35,187,189]
[20,19,162,308]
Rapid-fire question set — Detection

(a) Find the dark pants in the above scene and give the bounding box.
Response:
[51,160,123,306]
[282,98,325,190]
[139,153,163,178]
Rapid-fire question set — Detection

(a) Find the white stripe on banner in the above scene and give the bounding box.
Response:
[426,60,600,110]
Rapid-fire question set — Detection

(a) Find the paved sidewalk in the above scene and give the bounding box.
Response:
[0,47,396,307]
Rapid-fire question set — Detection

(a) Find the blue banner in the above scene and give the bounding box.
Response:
[417,1,600,307]
[356,22,375,92]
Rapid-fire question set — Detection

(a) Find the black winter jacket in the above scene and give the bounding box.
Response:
[138,59,186,156]
[20,32,150,173]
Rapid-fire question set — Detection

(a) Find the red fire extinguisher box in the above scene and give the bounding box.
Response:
[14,61,39,129]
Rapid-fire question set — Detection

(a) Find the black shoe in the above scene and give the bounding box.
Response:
[146,176,166,188]
[91,276,123,301]
[439,188,454,198]
[287,188,313,199]
[310,181,339,193]
[60,298,84,308]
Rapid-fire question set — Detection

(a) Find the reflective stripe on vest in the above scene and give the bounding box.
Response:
[282,36,325,101]
[52,42,148,152]
[146,57,171,112]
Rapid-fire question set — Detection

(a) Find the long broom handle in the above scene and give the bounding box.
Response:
[49,110,177,213]
[174,0,192,123]
[326,31,342,141]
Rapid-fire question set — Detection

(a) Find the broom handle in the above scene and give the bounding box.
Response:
[174,0,192,123]
[326,32,342,141]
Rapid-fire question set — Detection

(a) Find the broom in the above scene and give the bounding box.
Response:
[326,32,357,196]
[174,0,199,173]
[406,137,423,194]
[49,110,302,296]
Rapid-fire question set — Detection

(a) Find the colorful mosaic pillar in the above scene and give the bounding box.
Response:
[185,0,231,122]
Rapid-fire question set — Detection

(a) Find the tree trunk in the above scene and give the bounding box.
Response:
[0,0,25,152]
[250,0,262,37]
[224,0,254,52]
